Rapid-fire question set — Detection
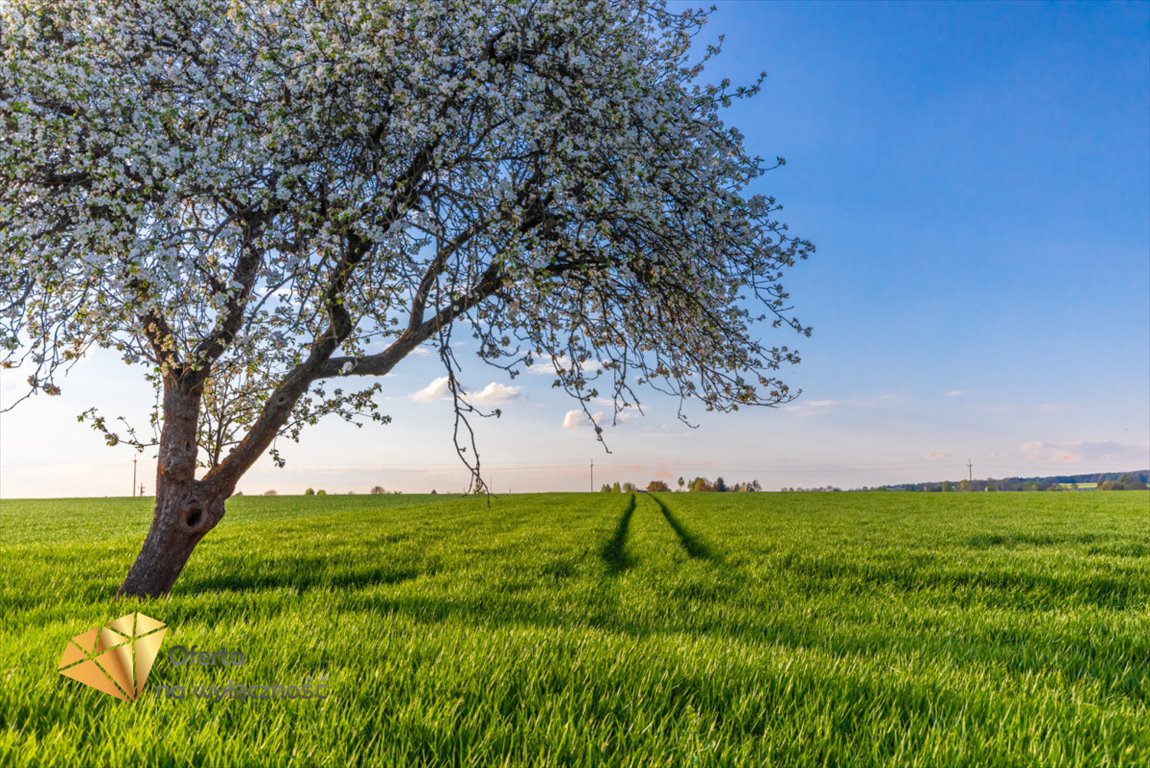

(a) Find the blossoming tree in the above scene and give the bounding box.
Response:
[0,0,811,596]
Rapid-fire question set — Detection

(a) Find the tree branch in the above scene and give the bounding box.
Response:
[132,283,180,372]
[191,221,264,369]
[199,141,441,493]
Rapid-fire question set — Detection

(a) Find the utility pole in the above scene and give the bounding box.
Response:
[967,459,973,484]
[139,482,145,497]
[132,456,137,497]
[590,459,594,492]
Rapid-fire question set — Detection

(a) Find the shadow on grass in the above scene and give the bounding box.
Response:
[650,495,716,561]
[600,495,637,575]
[181,559,424,594]
[776,551,1146,610]
[965,532,1105,549]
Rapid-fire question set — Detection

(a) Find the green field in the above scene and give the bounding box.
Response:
[1,492,1147,766]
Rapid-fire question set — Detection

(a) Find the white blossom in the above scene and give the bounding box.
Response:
[1,0,809,477]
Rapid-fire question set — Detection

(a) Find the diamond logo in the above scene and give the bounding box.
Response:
[58,613,167,701]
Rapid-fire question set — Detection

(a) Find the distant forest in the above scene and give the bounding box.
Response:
[866,470,1149,493]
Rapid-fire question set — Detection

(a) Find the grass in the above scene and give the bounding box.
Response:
[0,491,1147,766]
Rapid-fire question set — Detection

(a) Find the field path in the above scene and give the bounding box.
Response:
[648,493,719,561]
[599,494,637,574]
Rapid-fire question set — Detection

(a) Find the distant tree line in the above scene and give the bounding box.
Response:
[600,476,762,493]
[862,470,1148,493]
[780,486,843,493]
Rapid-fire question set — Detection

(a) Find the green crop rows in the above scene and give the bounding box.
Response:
[1,491,1147,766]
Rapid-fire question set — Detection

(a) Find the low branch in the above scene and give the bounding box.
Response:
[323,260,505,379]
[408,218,487,333]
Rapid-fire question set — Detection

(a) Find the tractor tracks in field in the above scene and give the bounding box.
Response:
[600,494,638,574]
[598,493,719,575]
[648,494,717,561]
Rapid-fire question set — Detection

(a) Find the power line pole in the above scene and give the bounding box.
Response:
[967,459,973,484]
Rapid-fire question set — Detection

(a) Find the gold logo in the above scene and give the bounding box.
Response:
[58,613,167,701]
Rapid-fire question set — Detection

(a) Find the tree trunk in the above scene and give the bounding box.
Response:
[117,487,224,597]
[117,371,225,598]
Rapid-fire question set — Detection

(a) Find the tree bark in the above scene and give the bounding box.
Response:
[116,486,224,597]
[117,371,225,598]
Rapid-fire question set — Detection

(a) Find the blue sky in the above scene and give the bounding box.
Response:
[1,1,1147,497]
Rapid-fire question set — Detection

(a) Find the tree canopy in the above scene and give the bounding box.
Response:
[0,0,811,595]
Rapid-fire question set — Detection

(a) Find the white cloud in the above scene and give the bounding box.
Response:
[527,355,603,375]
[470,382,522,405]
[562,409,604,429]
[613,409,638,424]
[410,377,521,405]
[945,390,963,398]
[410,376,452,402]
